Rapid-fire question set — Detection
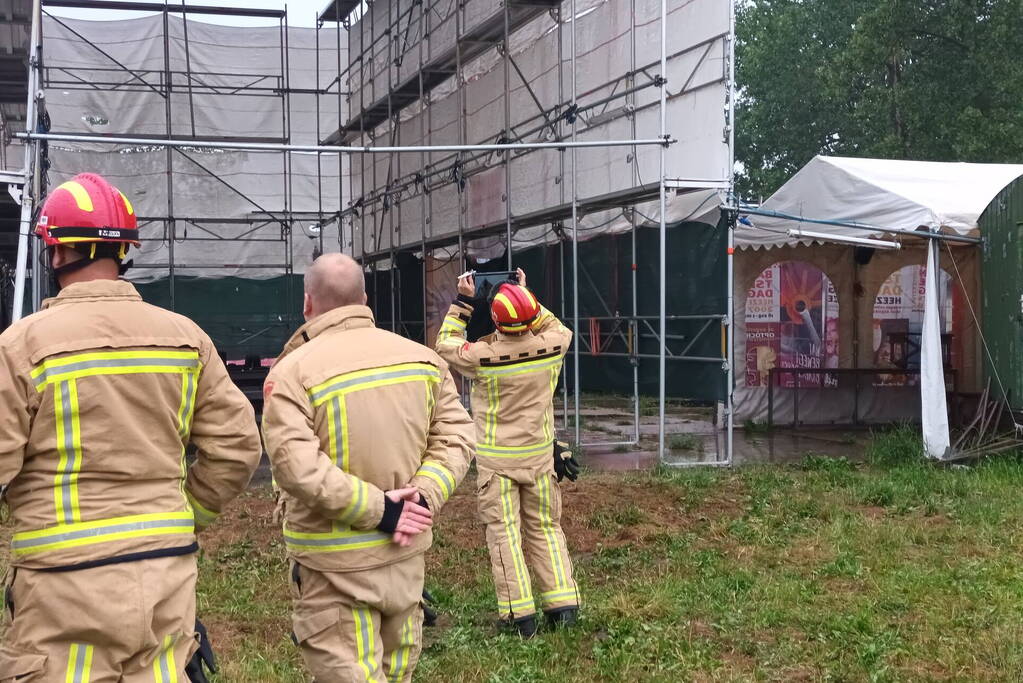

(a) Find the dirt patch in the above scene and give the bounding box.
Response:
[200,489,279,554]
[429,473,749,560]
[720,647,757,673]
[688,619,716,640]
[857,505,887,519]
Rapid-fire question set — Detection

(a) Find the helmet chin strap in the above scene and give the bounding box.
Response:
[47,245,130,292]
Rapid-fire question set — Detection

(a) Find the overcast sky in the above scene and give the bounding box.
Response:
[47,0,330,28]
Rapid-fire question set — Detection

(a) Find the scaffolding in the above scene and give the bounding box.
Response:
[14,0,736,464]
[314,0,736,463]
[13,0,342,355]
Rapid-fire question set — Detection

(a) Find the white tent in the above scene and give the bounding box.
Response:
[733,156,1023,458]
[736,156,1023,248]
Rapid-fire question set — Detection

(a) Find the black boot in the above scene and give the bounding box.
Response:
[545,606,578,629]
[498,614,538,639]
[514,614,538,638]
[422,589,438,627]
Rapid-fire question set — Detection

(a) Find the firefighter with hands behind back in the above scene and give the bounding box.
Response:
[261,253,475,682]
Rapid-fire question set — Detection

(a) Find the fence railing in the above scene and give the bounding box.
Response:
[767,367,959,428]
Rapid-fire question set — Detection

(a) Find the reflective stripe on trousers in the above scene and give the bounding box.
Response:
[65,643,94,683]
[498,477,533,614]
[537,474,570,593]
[352,606,378,681]
[386,615,415,683]
[152,635,179,683]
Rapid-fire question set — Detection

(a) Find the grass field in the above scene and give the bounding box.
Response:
[6,427,1023,681]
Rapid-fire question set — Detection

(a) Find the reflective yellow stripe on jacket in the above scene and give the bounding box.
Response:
[283,526,391,554]
[32,349,202,528]
[309,362,441,473]
[476,354,562,379]
[32,349,201,389]
[414,463,456,502]
[11,511,195,557]
[437,314,467,344]
[477,441,554,459]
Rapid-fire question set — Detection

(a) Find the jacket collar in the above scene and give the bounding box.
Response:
[494,329,530,343]
[41,279,142,310]
[277,305,376,361]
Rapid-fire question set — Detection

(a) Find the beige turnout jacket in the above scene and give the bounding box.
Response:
[261,305,475,573]
[435,299,572,478]
[0,279,262,570]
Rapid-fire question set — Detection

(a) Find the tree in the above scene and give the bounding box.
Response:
[736,0,1023,201]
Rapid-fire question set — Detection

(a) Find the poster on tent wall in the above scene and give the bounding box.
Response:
[745,262,840,387]
[872,265,956,387]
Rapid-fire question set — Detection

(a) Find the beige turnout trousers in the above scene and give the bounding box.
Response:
[289,554,425,683]
[0,553,198,682]
[478,470,579,620]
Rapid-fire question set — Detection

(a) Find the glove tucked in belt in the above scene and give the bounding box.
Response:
[185,618,217,683]
[553,441,580,482]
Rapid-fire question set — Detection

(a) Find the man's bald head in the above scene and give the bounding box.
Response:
[303,253,367,320]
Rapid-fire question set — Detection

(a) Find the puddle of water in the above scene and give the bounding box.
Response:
[661,429,869,467]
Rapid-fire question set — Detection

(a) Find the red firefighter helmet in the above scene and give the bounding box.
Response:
[490,282,541,333]
[36,173,139,252]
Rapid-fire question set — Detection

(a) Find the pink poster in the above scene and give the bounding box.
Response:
[871,265,954,386]
[745,262,839,387]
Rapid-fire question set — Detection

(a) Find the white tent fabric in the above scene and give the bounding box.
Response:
[921,239,950,459]
[735,156,1023,250]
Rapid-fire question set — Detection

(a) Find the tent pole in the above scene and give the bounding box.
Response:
[738,206,982,245]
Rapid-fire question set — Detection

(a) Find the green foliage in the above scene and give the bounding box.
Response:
[801,453,855,473]
[589,503,646,533]
[11,458,1023,681]
[866,425,924,467]
[736,0,1023,199]
[668,433,702,452]
[743,419,771,434]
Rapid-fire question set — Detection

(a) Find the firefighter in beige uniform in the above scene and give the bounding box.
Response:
[0,173,262,682]
[262,253,474,683]
[435,269,581,637]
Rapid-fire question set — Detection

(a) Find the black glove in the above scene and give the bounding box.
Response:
[185,618,217,683]
[422,589,438,627]
[553,441,580,482]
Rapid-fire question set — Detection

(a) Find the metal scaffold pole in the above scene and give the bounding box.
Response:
[570,0,581,448]
[12,0,42,322]
[163,7,176,311]
[15,132,671,155]
[726,0,737,467]
[657,0,668,461]
[503,1,513,270]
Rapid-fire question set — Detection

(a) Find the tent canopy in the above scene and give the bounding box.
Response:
[735,155,1023,250]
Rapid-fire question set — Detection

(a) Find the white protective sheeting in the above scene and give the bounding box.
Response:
[921,239,951,459]
[735,155,1023,250]
[344,0,731,259]
[40,13,344,280]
